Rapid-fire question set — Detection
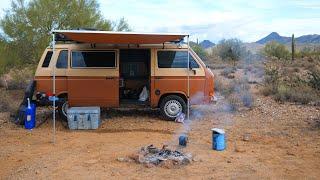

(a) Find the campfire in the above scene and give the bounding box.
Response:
[127,144,192,168]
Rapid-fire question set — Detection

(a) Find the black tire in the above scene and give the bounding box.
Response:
[159,95,187,120]
[58,99,68,121]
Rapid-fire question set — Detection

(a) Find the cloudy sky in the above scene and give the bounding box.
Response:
[1,0,320,43]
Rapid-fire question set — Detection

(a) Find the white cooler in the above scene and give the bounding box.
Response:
[67,107,101,130]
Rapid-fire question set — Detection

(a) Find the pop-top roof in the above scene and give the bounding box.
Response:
[52,30,188,44]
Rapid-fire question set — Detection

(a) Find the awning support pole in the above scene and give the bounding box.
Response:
[52,32,56,144]
[187,35,190,122]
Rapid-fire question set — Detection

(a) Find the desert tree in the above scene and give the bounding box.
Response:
[0,0,130,66]
[214,38,246,66]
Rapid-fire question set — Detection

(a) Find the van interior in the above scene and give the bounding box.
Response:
[119,49,150,106]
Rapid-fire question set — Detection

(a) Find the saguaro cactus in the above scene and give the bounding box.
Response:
[291,34,295,61]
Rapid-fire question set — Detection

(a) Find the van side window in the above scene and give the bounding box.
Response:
[56,50,68,68]
[42,51,53,68]
[157,51,199,68]
[72,51,116,68]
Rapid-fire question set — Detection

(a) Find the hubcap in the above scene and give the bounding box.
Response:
[164,100,182,118]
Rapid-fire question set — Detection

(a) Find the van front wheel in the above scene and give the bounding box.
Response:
[58,100,68,121]
[160,95,187,120]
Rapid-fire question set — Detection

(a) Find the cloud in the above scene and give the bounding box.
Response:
[0,0,318,42]
[291,0,320,9]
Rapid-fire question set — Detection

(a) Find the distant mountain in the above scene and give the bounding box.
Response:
[256,32,320,44]
[190,40,215,49]
[256,32,291,44]
[199,40,215,49]
[296,34,320,43]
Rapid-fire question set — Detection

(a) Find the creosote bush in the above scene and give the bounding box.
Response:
[211,38,250,66]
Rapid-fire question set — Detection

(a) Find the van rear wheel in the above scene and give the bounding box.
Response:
[58,100,68,121]
[160,95,187,120]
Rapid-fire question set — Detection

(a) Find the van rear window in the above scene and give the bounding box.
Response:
[42,51,53,67]
[71,51,116,68]
[157,51,199,68]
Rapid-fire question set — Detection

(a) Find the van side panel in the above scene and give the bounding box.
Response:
[151,76,206,107]
[67,76,119,107]
[35,76,68,95]
[66,49,120,107]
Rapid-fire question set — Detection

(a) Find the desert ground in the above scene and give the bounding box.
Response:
[1,73,320,180]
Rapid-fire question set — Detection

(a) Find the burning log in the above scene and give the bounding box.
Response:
[128,144,192,168]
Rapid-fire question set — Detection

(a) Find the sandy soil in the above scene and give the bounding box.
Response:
[1,66,320,179]
[1,89,320,179]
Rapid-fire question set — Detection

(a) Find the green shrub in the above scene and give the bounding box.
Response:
[274,84,291,102]
[213,38,247,65]
[274,85,318,104]
[4,68,34,90]
[191,43,208,61]
[308,69,320,91]
[263,41,290,59]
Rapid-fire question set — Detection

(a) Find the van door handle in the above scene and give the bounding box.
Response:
[155,77,163,80]
[106,77,115,80]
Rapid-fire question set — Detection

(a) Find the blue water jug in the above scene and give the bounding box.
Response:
[179,134,188,146]
[24,98,36,129]
[212,128,225,151]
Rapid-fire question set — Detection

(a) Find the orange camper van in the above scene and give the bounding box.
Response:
[29,30,215,121]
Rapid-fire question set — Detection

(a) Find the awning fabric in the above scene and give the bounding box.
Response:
[52,30,188,44]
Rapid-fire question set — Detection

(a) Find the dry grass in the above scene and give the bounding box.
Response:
[220,67,236,79]
[0,89,16,113]
[0,68,33,90]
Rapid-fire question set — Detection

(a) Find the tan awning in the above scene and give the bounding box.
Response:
[52,30,188,44]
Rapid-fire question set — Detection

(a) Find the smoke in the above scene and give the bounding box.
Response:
[168,48,266,147]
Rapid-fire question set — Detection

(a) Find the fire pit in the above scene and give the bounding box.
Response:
[128,144,192,168]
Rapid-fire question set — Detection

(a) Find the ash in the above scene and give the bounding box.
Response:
[130,144,192,167]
